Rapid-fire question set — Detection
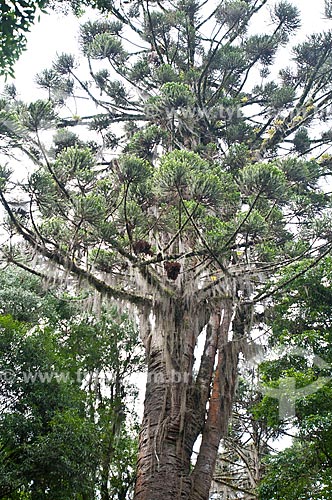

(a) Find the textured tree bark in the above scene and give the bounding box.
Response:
[134,300,196,500]
[190,303,239,500]
[134,300,240,500]
[134,355,192,499]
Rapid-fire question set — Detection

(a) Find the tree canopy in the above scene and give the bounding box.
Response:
[256,257,332,500]
[211,256,332,500]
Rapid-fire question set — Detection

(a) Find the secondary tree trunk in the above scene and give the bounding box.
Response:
[134,299,240,500]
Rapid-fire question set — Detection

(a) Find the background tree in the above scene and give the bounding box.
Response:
[211,377,273,500]
[2,2,332,499]
[0,267,141,500]
[0,1,48,77]
[212,256,332,500]
[254,257,332,500]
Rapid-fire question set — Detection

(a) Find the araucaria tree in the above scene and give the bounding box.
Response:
[2,1,332,498]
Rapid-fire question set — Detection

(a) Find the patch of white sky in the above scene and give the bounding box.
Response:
[9,8,92,101]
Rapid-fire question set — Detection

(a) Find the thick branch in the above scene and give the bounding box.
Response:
[0,190,150,307]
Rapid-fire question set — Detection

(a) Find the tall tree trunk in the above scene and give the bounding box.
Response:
[134,299,240,500]
[135,299,196,500]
